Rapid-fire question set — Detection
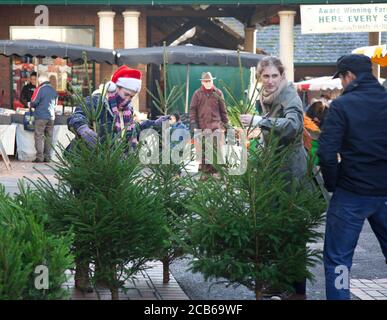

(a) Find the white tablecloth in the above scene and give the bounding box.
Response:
[0,124,17,155]
[15,124,75,161]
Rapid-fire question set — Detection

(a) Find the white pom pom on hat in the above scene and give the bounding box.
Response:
[111,65,142,92]
[105,81,117,92]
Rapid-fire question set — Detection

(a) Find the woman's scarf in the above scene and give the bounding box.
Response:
[108,93,135,133]
[259,77,288,114]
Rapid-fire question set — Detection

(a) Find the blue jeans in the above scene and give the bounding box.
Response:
[324,187,387,300]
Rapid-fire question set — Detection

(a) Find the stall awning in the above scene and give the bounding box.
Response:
[0,39,116,64]
[294,76,343,91]
[116,45,264,68]
[352,44,387,67]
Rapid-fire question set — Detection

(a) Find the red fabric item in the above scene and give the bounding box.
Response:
[13,99,24,110]
[30,84,43,104]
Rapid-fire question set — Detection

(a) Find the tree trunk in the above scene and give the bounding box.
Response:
[110,288,119,300]
[162,257,170,283]
[255,281,262,300]
[95,261,109,287]
[74,255,92,292]
[109,264,119,300]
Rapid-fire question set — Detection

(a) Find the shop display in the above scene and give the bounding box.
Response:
[12,56,37,110]
[12,55,94,114]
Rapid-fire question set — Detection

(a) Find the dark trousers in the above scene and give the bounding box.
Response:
[34,119,54,161]
[197,129,224,174]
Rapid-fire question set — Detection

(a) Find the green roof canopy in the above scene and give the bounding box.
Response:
[0,0,386,5]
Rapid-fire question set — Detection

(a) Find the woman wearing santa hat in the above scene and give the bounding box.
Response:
[67,65,169,150]
[67,66,169,292]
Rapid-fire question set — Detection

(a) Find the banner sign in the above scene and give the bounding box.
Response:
[301,4,387,34]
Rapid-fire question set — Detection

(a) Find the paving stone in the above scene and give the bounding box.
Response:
[355,295,375,300]
[359,279,374,284]
[352,284,370,289]
[366,284,385,290]
[365,290,385,297]
[374,279,387,284]
[350,279,362,285]
[350,289,365,295]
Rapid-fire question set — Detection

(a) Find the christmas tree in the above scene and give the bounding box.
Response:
[183,134,325,299]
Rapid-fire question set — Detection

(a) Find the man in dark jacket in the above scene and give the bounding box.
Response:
[20,71,37,108]
[318,54,387,300]
[189,72,229,176]
[30,75,58,163]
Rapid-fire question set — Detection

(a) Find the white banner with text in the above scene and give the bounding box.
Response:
[301,4,387,34]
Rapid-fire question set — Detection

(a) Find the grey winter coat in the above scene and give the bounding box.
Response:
[258,82,307,180]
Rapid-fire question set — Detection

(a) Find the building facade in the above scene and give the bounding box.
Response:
[0,1,386,111]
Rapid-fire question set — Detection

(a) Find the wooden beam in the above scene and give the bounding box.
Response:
[369,32,381,79]
[211,18,244,42]
[151,16,242,49]
[155,19,198,46]
[145,7,251,19]
[195,26,238,50]
[198,18,243,47]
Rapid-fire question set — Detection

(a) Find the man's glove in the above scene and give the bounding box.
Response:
[77,124,98,147]
[154,115,170,126]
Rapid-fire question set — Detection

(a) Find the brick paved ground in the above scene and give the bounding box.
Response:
[65,262,189,300]
[350,279,387,300]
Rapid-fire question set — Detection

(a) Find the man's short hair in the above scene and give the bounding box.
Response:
[30,71,37,78]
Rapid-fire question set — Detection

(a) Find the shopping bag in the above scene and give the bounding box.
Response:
[23,108,35,131]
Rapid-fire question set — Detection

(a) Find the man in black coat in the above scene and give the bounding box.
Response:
[318,54,387,300]
[20,71,37,108]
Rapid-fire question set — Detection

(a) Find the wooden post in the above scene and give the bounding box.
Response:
[244,27,257,53]
[369,32,381,79]
[0,140,11,171]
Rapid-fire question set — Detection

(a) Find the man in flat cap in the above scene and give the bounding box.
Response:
[189,72,229,177]
[318,54,387,300]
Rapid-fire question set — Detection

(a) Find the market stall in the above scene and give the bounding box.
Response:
[116,44,264,113]
[294,76,343,107]
[15,123,74,161]
[0,39,116,161]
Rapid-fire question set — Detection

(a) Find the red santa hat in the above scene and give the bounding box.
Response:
[106,65,142,93]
